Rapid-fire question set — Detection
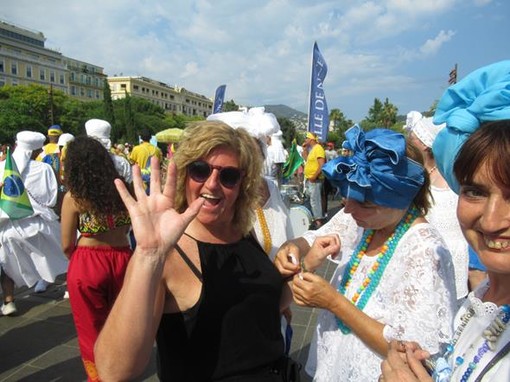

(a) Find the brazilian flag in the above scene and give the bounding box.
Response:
[282,139,304,180]
[0,147,33,219]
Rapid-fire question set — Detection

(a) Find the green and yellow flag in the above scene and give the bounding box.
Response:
[0,147,33,219]
[282,139,304,180]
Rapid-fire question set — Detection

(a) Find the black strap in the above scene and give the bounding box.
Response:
[175,244,203,282]
[474,340,510,382]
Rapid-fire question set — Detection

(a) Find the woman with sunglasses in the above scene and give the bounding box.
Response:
[274,125,457,381]
[380,61,510,382]
[96,120,295,381]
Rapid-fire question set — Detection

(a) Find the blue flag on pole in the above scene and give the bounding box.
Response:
[213,84,227,114]
[308,42,329,142]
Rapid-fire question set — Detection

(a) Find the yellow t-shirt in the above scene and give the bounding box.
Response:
[304,144,326,180]
[129,142,163,169]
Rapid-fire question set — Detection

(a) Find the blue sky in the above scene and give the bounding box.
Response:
[2,0,509,122]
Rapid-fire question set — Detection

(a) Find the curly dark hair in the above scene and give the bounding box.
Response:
[63,136,128,215]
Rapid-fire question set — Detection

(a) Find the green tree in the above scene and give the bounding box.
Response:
[103,80,115,127]
[361,97,399,131]
[329,108,353,142]
[222,99,239,112]
[0,84,67,142]
[277,117,297,148]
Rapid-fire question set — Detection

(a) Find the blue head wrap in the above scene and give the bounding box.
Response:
[322,125,425,209]
[433,60,510,193]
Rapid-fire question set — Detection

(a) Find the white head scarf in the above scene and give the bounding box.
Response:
[12,131,45,173]
[85,119,112,150]
[57,133,75,147]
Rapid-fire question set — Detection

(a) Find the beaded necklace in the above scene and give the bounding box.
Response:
[255,207,272,255]
[336,205,420,334]
[432,304,510,382]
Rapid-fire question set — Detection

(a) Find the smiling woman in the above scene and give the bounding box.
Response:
[380,60,510,382]
[95,120,298,382]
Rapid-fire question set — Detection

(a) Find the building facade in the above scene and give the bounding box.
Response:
[108,76,213,117]
[0,20,105,101]
[0,19,213,117]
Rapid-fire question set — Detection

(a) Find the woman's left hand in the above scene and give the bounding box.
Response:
[291,272,337,310]
[380,340,432,382]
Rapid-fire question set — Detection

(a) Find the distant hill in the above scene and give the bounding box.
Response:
[264,104,307,119]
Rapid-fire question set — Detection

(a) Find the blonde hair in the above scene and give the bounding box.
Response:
[173,120,263,235]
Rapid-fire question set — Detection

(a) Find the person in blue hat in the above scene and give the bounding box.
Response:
[381,60,510,382]
[274,125,456,381]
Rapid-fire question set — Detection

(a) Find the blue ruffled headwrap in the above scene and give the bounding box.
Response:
[432,60,510,193]
[322,125,425,209]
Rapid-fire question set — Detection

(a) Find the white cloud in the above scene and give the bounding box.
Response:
[420,30,456,56]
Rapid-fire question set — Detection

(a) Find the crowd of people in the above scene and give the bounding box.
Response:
[0,59,509,382]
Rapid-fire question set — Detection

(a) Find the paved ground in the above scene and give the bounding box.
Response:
[0,200,341,381]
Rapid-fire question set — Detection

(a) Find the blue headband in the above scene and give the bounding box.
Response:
[322,125,425,209]
[433,60,510,193]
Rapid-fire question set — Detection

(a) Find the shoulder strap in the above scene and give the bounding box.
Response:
[175,244,203,282]
[474,340,510,382]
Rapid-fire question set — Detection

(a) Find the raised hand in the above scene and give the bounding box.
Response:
[115,157,204,257]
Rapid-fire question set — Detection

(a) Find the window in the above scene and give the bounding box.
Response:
[71,85,76,95]
[50,71,55,83]
[26,65,32,78]
[11,62,17,75]
[40,68,46,81]
[0,60,4,73]
[59,73,65,84]
[87,89,92,98]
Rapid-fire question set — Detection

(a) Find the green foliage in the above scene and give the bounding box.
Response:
[222,99,239,112]
[277,117,296,147]
[361,97,399,131]
[329,108,354,141]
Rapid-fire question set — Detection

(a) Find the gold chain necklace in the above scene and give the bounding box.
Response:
[255,207,272,255]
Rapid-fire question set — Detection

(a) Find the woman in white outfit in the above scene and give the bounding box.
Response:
[275,125,456,381]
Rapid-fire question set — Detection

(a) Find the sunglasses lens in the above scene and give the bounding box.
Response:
[219,168,242,188]
[188,161,211,182]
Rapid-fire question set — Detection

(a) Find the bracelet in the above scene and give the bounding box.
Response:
[300,257,313,273]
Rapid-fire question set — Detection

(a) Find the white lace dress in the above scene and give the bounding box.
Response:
[302,209,457,382]
[449,280,510,381]
[426,185,469,300]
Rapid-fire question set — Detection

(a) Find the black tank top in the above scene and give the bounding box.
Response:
[156,236,285,381]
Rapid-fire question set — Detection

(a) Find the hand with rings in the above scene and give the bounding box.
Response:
[379,340,433,382]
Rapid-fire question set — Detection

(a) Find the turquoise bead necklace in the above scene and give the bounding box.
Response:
[336,205,420,334]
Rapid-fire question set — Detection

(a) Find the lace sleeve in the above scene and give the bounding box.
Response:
[381,225,456,354]
[302,210,362,263]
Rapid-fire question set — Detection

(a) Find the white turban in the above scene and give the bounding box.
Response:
[85,119,112,150]
[13,131,46,173]
[404,111,423,132]
[58,133,75,147]
[207,107,280,140]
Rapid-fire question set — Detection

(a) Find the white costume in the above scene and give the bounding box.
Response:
[85,119,132,183]
[427,185,469,300]
[448,279,510,381]
[406,111,469,301]
[253,177,294,261]
[0,132,68,288]
[302,210,456,381]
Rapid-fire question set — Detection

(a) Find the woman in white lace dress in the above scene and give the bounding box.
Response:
[275,125,456,381]
[406,112,469,302]
[381,61,510,382]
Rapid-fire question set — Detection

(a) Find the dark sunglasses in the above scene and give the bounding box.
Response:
[187,160,244,188]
